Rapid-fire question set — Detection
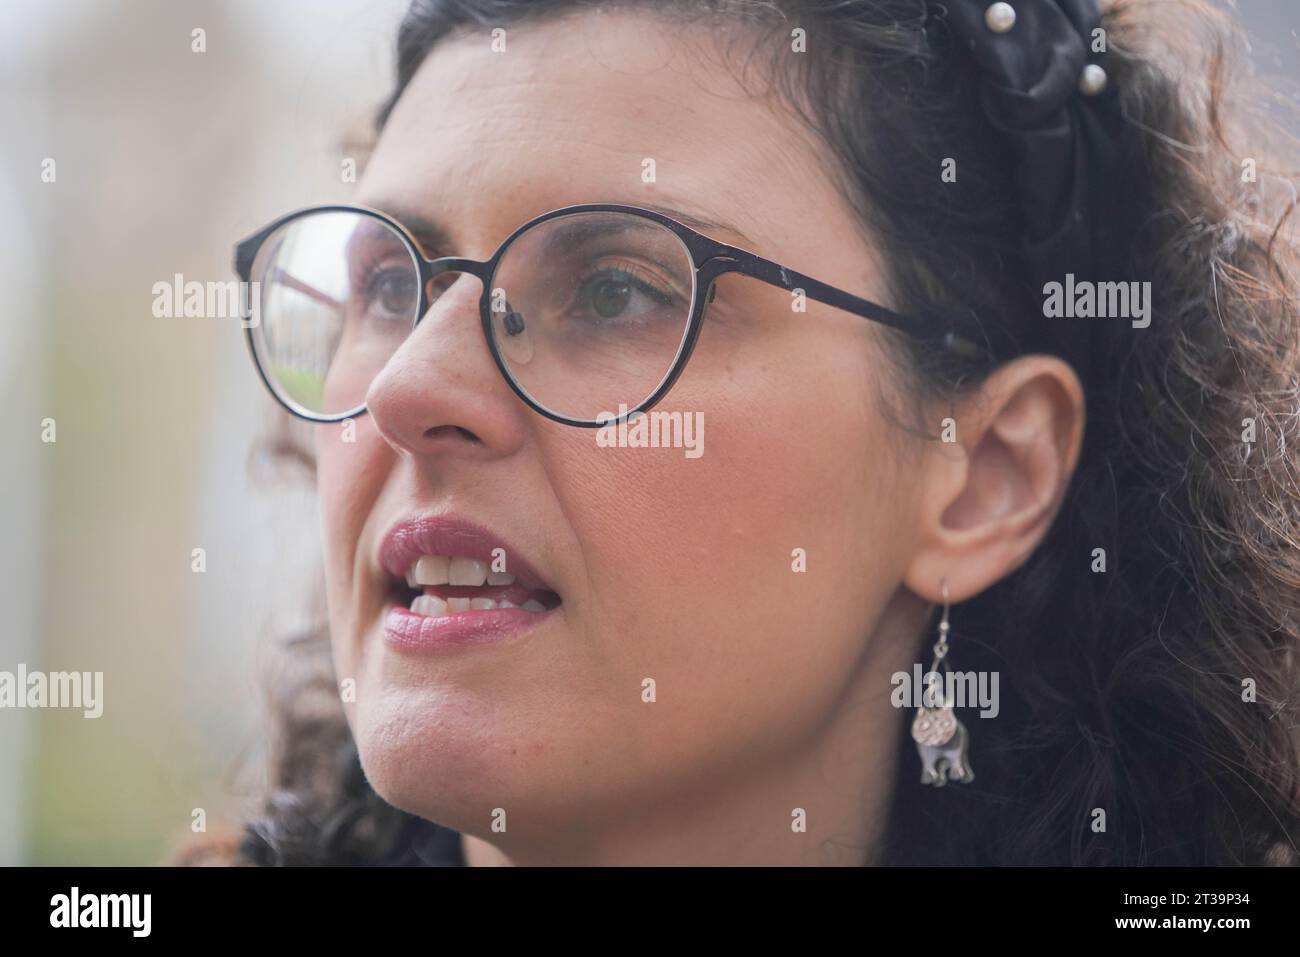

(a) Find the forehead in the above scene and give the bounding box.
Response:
[358,9,846,254]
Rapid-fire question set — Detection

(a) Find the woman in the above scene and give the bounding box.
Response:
[214,0,1300,865]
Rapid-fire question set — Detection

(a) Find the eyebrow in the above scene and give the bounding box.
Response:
[367,200,756,258]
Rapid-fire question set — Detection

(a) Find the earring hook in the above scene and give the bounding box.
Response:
[935,577,951,661]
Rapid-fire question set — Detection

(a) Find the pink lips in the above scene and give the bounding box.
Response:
[378,515,558,652]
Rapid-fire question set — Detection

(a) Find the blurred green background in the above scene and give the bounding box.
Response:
[0,0,404,865]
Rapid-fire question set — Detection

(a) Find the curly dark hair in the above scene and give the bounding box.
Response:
[200,0,1300,866]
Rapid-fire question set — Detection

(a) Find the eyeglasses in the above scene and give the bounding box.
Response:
[233,202,985,428]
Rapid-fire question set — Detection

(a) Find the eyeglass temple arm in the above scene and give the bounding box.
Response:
[233,233,345,314]
[265,267,345,313]
[710,247,989,358]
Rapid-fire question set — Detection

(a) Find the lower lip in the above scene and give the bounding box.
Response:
[382,602,555,652]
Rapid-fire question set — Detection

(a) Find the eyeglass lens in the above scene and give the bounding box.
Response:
[248,208,698,423]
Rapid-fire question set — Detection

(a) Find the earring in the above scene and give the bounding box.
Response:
[911,579,975,786]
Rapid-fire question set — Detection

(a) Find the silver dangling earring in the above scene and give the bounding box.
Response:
[911,579,975,786]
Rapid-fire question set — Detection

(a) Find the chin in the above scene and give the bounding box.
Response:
[347,685,533,829]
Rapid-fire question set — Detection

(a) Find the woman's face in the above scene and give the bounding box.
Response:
[317,10,933,860]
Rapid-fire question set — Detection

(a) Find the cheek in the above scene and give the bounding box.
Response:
[314,425,391,611]
[546,330,910,775]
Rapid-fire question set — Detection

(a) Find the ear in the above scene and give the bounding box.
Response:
[902,356,1085,606]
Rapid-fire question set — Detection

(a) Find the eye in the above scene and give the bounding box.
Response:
[574,265,677,322]
[365,266,419,318]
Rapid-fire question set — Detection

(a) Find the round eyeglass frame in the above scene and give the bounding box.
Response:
[233,202,991,428]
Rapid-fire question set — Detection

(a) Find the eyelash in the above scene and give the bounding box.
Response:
[575,260,680,305]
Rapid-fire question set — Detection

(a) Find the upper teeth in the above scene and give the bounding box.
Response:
[406,555,517,588]
[409,594,547,616]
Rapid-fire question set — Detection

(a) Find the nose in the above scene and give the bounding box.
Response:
[364,269,528,458]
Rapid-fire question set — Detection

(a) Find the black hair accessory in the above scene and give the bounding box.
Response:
[932,0,1126,365]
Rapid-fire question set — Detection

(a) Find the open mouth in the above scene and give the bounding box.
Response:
[393,555,562,617]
